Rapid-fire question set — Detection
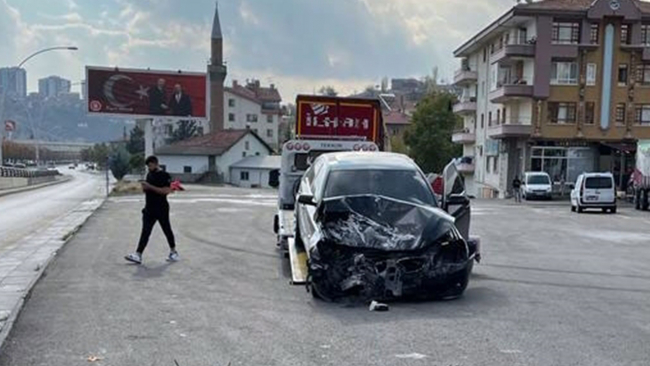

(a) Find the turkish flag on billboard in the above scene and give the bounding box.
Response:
[86,66,207,119]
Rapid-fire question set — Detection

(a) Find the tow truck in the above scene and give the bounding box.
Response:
[272,95,385,283]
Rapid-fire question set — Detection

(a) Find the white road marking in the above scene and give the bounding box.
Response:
[395,353,428,360]
[500,349,522,354]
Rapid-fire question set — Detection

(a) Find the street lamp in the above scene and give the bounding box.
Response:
[0,46,78,165]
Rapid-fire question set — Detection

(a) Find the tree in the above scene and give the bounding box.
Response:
[109,146,131,181]
[424,66,439,94]
[404,92,461,174]
[129,153,145,174]
[169,120,199,143]
[126,125,145,155]
[318,86,338,97]
[389,134,409,154]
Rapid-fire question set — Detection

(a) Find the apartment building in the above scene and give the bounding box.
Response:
[224,80,282,150]
[452,0,650,198]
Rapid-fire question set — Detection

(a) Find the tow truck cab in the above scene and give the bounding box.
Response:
[273,139,379,248]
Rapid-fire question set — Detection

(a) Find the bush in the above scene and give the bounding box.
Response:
[109,147,131,180]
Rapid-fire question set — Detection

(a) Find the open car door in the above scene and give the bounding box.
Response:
[441,162,470,241]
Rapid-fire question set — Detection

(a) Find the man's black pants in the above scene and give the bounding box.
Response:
[137,207,176,254]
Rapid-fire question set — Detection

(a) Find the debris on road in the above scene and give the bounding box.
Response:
[395,353,428,360]
[369,300,389,312]
[86,355,103,362]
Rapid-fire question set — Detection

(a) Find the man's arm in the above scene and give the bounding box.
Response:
[144,184,172,196]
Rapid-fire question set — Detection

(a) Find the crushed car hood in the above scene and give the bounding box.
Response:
[319,195,456,251]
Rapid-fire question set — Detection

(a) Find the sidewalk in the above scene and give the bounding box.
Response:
[0,197,105,350]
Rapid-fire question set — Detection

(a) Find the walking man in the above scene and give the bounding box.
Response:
[125,156,178,264]
[512,175,522,203]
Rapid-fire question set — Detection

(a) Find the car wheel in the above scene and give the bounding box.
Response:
[577,206,584,213]
[611,207,617,214]
[602,208,607,213]
[571,205,576,212]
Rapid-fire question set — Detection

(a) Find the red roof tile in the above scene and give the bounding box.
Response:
[155,129,272,156]
[517,0,650,12]
[383,111,410,125]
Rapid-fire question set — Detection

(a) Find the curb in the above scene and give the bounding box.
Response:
[0,176,73,198]
[0,197,106,353]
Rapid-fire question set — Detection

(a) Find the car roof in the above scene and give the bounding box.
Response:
[525,171,550,176]
[318,151,418,171]
[581,172,614,178]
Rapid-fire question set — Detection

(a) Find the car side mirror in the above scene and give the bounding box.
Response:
[446,193,470,206]
[297,194,316,206]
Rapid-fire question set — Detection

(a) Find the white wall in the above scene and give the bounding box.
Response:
[158,155,209,174]
[230,168,272,188]
[224,91,279,149]
[523,59,535,84]
[218,133,271,183]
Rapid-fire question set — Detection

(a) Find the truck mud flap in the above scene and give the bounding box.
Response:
[288,237,308,285]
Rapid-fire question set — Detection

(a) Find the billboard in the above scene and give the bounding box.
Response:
[295,95,383,145]
[86,66,207,119]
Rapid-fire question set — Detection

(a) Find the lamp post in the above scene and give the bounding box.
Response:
[0,46,78,165]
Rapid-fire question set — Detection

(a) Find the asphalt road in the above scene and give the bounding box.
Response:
[0,168,106,253]
[1,187,649,366]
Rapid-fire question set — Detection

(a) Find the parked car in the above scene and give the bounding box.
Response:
[294,151,476,301]
[571,172,617,213]
[522,172,553,200]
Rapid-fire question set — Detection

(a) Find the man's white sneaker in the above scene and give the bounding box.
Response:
[125,253,142,264]
[167,250,179,262]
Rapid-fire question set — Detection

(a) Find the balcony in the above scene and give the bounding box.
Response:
[489,81,533,103]
[453,69,478,86]
[452,98,477,114]
[487,122,532,139]
[452,129,476,144]
[455,156,475,174]
[491,43,535,65]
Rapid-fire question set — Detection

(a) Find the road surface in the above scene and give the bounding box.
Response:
[1,188,649,365]
[0,168,106,253]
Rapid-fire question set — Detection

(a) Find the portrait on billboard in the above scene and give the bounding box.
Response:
[85,66,207,119]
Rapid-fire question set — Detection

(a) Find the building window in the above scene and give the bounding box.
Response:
[267,114,273,123]
[242,151,246,158]
[483,48,487,62]
[636,105,650,125]
[585,102,595,124]
[488,112,492,127]
[551,62,578,85]
[502,107,507,124]
[480,113,484,128]
[590,24,599,44]
[586,63,597,86]
[616,103,626,124]
[246,114,258,123]
[496,110,500,125]
[164,124,173,136]
[252,128,258,134]
[486,157,491,173]
[621,24,631,45]
[552,22,580,44]
[548,102,577,124]
[636,64,650,84]
[266,129,273,138]
[618,64,628,85]
[228,113,235,122]
[493,156,498,173]
[643,24,650,45]
[183,166,192,173]
[228,98,235,107]
[240,171,249,181]
[245,140,250,150]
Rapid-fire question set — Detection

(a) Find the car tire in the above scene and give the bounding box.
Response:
[602,208,607,213]
[577,206,584,213]
[571,205,576,212]
[611,207,617,214]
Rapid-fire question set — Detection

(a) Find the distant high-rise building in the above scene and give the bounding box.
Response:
[0,67,27,97]
[38,76,71,98]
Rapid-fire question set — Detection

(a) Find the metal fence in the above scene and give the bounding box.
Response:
[0,167,60,178]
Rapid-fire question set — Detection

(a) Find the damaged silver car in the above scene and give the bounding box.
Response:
[294,152,477,302]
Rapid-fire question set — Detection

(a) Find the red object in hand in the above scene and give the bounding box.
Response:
[171,180,185,191]
[431,176,443,195]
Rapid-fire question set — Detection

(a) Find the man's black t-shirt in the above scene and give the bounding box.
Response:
[512,179,521,189]
[145,169,172,212]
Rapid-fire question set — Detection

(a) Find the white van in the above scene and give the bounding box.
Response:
[571,172,616,213]
[522,172,553,200]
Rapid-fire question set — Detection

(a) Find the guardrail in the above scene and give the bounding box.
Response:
[0,167,60,178]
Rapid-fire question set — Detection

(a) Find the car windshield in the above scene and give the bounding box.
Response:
[324,169,436,206]
[585,177,613,189]
[527,175,550,185]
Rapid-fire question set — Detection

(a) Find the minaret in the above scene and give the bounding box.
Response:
[209,3,227,132]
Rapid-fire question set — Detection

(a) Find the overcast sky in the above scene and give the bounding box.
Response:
[0,0,511,102]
